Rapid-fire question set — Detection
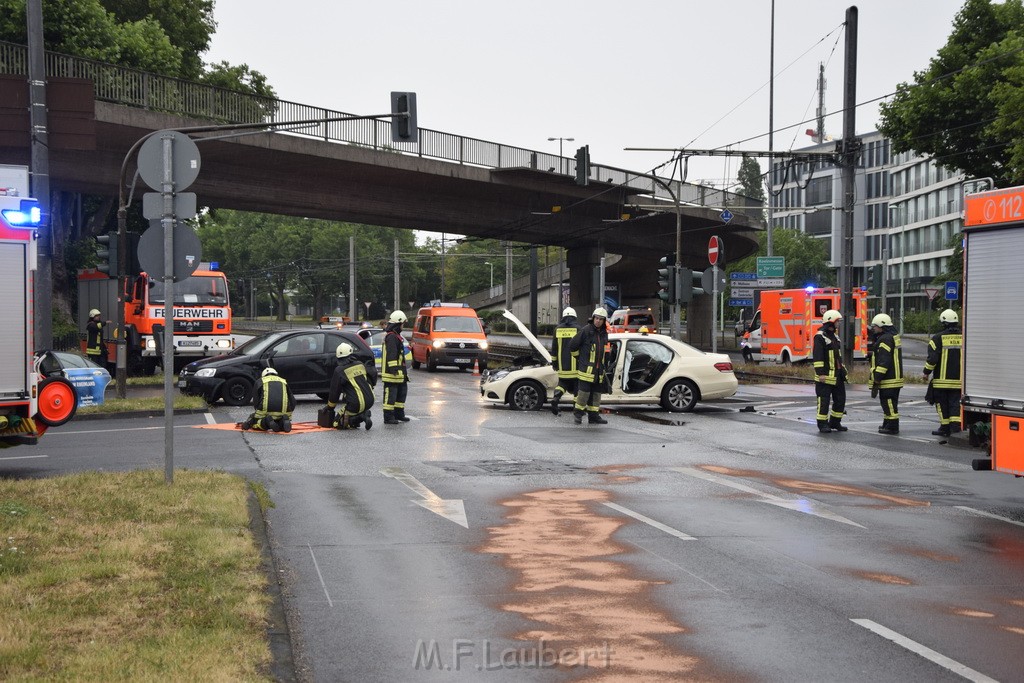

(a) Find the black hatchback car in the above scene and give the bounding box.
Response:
[178,329,377,405]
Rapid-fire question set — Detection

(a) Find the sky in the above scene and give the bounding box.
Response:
[204,0,965,194]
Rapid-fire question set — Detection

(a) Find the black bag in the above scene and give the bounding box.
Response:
[924,380,935,405]
[317,406,336,428]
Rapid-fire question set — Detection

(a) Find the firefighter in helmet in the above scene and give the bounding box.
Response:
[549,306,579,416]
[381,310,411,424]
[923,309,962,437]
[568,306,610,425]
[86,308,108,368]
[241,367,296,432]
[327,342,374,430]
[812,309,848,433]
[869,313,904,435]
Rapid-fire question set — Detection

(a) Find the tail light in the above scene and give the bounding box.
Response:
[714,362,733,373]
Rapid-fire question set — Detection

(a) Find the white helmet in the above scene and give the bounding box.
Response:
[89,308,101,317]
[592,307,609,318]
[261,367,278,377]
[389,310,408,324]
[336,342,354,358]
[871,313,893,328]
[821,309,842,324]
[562,306,577,318]
[939,309,959,324]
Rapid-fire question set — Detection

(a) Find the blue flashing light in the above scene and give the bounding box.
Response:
[1,200,42,228]
[804,285,816,293]
[210,261,220,271]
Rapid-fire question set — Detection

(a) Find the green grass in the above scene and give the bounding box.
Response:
[736,362,926,384]
[78,394,209,415]
[0,470,272,681]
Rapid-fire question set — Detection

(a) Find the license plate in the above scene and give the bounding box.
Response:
[179,340,202,347]
[454,358,470,364]
[177,380,186,388]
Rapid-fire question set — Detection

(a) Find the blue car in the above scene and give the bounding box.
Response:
[37,350,111,407]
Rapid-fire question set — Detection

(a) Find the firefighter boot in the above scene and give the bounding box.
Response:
[394,408,411,423]
[931,426,951,437]
[878,420,899,435]
[817,421,832,434]
[828,418,848,432]
[280,417,292,433]
[588,412,608,425]
[240,417,255,431]
[573,409,584,425]
[550,389,563,416]
[261,417,280,432]
[383,411,399,425]
[363,412,373,431]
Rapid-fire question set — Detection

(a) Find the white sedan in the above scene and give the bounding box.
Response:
[480,311,738,412]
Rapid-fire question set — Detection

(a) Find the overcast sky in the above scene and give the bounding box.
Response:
[205,0,965,192]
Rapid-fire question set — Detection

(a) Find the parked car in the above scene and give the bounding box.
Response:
[36,350,110,409]
[355,327,413,368]
[480,312,737,412]
[178,329,376,406]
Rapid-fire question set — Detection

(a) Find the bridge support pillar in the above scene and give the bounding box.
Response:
[566,246,604,316]
[685,296,714,349]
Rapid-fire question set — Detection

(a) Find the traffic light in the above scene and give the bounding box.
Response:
[574,145,590,186]
[390,91,418,143]
[96,231,119,277]
[867,263,883,296]
[676,267,705,304]
[125,231,142,276]
[657,254,676,304]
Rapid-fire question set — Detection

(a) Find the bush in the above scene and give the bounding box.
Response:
[900,308,960,334]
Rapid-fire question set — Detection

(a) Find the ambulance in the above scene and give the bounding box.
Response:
[744,287,869,364]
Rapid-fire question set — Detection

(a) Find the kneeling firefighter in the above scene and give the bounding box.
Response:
[241,368,296,432]
[328,343,375,430]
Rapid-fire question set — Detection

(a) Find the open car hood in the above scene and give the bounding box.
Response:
[501,310,551,362]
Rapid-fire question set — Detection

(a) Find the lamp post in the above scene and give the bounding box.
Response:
[484,261,494,289]
[547,136,574,174]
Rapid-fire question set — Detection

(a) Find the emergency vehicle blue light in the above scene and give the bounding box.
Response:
[210,261,220,270]
[804,285,815,293]
[1,200,42,228]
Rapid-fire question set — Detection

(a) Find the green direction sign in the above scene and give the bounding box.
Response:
[757,256,785,279]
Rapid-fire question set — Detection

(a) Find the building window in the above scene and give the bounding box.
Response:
[805,208,832,235]
[806,176,832,205]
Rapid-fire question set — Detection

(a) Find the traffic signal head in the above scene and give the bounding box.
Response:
[868,263,883,296]
[390,92,418,143]
[574,145,590,186]
[658,255,676,304]
[96,231,119,277]
[676,267,705,304]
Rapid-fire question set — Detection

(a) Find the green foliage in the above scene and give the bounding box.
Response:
[901,308,961,334]
[727,227,835,309]
[878,0,1024,184]
[736,157,766,204]
[100,0,216,80]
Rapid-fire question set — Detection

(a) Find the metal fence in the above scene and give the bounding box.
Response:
[0,40,761,217]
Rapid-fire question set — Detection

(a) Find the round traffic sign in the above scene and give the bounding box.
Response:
[708,236,722,265]
[137,130,202,191]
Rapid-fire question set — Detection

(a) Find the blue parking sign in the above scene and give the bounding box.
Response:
[945,281,959,300]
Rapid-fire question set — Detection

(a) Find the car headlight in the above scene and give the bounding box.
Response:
[432,340,446,349]
[215,339,232,349]
[195,368,217,378]
[479,340,489,350]
[486,369,510,383]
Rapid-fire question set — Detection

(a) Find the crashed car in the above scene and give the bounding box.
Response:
[480,311,738,413]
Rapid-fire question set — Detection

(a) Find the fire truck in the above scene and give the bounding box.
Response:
[962,185,1024,476]
[78,263,234,375]
[743,287,869,364]
[0,191,77,447]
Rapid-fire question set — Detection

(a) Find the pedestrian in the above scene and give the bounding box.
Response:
[569,306,610,425]
[327,343,374,430]
[923,309,962,437]
[812,309,848,433]
[85,308,108,367]
[241,368,295,432]
[381,310,411,424]
[549,306,579,416]
[868,313,904,435]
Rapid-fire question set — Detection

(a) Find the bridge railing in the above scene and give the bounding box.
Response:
[0,40,762,219]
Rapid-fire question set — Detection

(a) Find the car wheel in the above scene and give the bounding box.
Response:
[36,376,78,426]
[661,378,698,413]
[426,351,437,372]
[220,376,253,406]
[508,380,545,411]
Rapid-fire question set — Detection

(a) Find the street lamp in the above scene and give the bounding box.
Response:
[547,136,574,174]
[484,261,494,289]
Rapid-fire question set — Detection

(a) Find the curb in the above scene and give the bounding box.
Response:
[72,408,211,421]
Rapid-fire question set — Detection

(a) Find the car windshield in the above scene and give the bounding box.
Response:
[433,316,481,333]
[627,314,655,326]
[53,351,98,369]
[148,274,230,305]
[232,331,288,357]
[365,331,385,347]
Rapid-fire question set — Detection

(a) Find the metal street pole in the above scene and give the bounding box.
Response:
[767,0,775,257]
[838,5,858,367]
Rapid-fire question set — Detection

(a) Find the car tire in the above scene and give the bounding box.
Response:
[220,376,253,406]
[426,351,437,372]
[508,379,545,411]
[661,378,698,413]
[36,376,78,427]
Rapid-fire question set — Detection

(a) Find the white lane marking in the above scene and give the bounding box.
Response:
[444,433,467,441]
[955,506,1024,529]
[850,619,998,683]
[204,412,216,424]
[672,467,865,528]
[0,454,49,461]
[380,467,468,528]
[754,401,798,410]
[624,539,724,592]
[307,545,333,608]
[602,502,697,541]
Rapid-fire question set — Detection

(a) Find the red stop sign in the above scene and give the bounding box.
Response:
[708,236,722,265]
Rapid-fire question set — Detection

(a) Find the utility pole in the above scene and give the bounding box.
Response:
[393,238,400,311]
[27,0,51,349]
[348,235,356,321]
[767,0,775,257]
[838,6,858,367]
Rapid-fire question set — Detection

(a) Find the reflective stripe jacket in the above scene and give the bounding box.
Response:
[86,319,104,356]
[550,316,579,378]
[381,323,408,383]
[870,328,904,389]
[924,325,962,390]
[569,321,608,384]
[812,327,844,386]
[329,357,375,413]
[253,374,295,417]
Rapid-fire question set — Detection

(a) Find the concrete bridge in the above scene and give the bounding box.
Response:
[0,40,763,318]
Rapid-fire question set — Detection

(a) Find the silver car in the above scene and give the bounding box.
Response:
[480,311,738,412]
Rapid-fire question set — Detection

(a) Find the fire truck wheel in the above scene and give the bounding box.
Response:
[661,378,698,413]
[220,377,253,406]
[36,376,78,427]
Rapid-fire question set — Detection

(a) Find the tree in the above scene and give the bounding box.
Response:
[100,0,216,80]
[878,0,1024,185]
[736,156,766,204]
[728,227,835,298]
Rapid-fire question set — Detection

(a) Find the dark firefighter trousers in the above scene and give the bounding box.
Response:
[933,388,961,432]
[815,381,846,429]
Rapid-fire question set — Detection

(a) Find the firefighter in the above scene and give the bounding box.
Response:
[381,310,410,424]
[85,308,108,367]
[549,306,579,416]
[241,368,296,432]
[812,309,848,433]
[923,309,962,437]
[869,313,904,435]
[327,343,374,430]
[569,306,610,425]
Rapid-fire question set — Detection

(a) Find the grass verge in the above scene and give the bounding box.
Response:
[736,362,925,385]
[78,394,209,415]
[0,470,272,681]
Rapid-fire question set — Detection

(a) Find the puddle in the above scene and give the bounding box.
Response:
[618,412,687,427]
